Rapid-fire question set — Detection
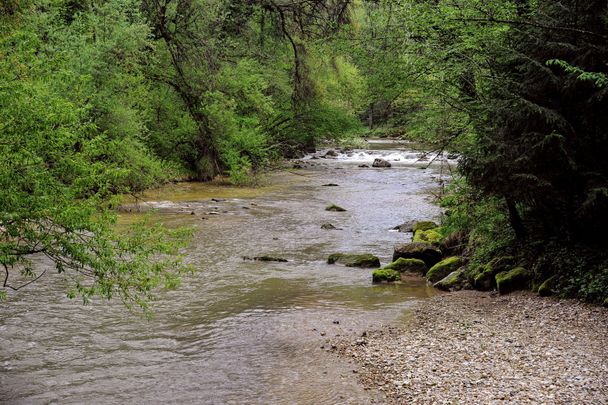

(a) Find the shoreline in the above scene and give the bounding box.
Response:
[334,290,608,404]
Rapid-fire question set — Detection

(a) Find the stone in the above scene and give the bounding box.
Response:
[321,223,338,230]
[243,255,288,262]
[324,149,338,157]
[322,183,339,187]
[434,268,471,291]
[328,253,381,268]
[413,228,442,245]
[472,256,517,291]
[538,276,557,297]
[495,267,530,294]
[393,242,443,268]
[426,256,463,283]
[383,258,427,275]
[326,204,347,212]
[372,158,391,168]
[412,221,438,232]
[372,269,401,283]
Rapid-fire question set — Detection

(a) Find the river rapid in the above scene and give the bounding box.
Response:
[1,141,455,404]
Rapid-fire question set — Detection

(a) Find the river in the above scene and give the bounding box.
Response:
[1,140,454,404]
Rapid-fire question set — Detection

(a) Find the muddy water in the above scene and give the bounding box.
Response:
[0,141,453,404]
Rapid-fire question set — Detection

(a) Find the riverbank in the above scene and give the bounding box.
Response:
[334,290,608,404]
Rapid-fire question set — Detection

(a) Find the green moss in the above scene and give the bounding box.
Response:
[538,276,557,297]
[473,256,517,291]
[412,221,438,232]
[326,204,346,212]
[495,267,530,295]
[383,258,427,275]
[413,228,442,244]
[327,253,380,268]
[434,268,470,291]
[426,256,463,283]
[372,268,401,283]
[393,242,443,268]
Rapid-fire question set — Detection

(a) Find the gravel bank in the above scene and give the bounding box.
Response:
[335,291,608,404]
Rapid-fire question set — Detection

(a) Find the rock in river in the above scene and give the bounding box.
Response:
[326,204,347,212]
[383,258,427,275]
[327,253,381,268]
[372,158,391,168]
[393,242,442,268]
[372,269,401,283]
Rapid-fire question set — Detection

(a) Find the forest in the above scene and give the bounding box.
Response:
[1,0,607,308]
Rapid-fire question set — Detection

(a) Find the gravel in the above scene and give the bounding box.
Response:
[334,291,608,404]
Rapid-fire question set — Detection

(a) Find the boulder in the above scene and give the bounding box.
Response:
[391,221,415,233]
[324,149,338,158]
[383,258,427,275]
[472,256,517,291]
[434,268,471,291]
[538,276,557,297]
[372,269,401,283]
[413,228,443,245]
[325,204,347,212]
[495,267,530,294]
[393,242,442,268]
[412,221,438,232]
[372,158,391,168]
[426,256,463,283]
[327,253,380,268]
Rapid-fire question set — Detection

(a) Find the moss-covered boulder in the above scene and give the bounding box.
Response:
[426,256,463,283]
[327,253,380,268]
[434,267,471,291]
[383,258,427,275]
[372,269,401,283]
[413,228,442,245]
[472,256,517,291]
[495,267,530,294]
[393,242,442,268]
[326,204,346,212]
[412,221,438,233]
[538,276,557,297]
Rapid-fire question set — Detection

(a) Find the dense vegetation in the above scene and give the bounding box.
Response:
[1,0,606,306]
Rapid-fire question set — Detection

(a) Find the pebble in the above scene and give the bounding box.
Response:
[332,291,608,404]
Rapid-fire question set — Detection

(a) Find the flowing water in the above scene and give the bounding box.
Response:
[1,141,455,404]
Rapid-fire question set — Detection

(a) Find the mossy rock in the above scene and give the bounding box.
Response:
[426,256,463,283]
[326,204,346,212]
[413,228,443,245]
[383,258,427,275]
[495,267,530,295]
[472,256,517,291]
[393,242,443,268]
[372,269,401,283]
[327,253,380,268]
[434,267,471,291]
[412,221,438,233]
[538,276,557,297]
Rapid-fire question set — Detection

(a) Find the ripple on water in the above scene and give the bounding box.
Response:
[1,141,446,404]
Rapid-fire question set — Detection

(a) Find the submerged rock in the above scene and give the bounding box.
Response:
[326,204,347,212]
[243,256,288,262]
[426,256,463,283]
[372,158,391,168]
[321,223,338,230]
[383,258,427,275]
[393,242,442,268]
[322,183,339,187]
[328,253,380,268]
[496,267,530,294]
[434,268,471,291]
[358,164,369,168]
[372,269,401,283]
